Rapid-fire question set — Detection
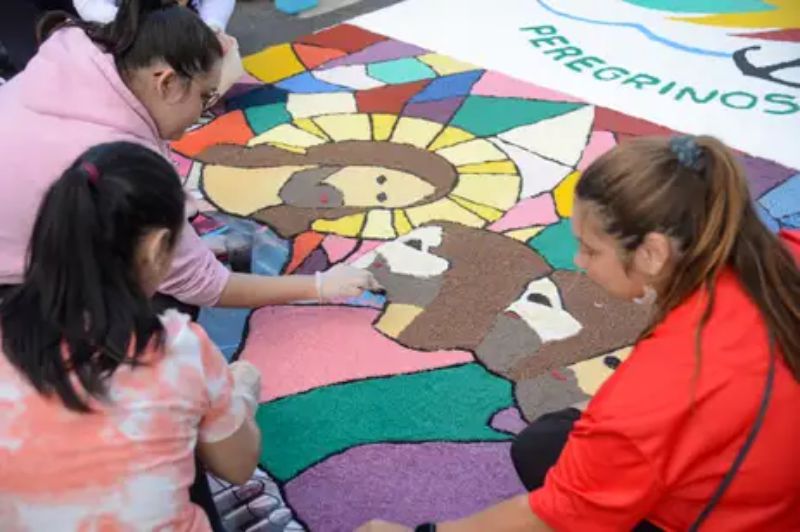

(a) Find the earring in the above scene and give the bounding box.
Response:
[633,285,657,306]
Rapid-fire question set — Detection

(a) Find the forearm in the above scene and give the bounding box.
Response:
[439,495,551,532]
[198,0,236,31]
[216,272,317,308]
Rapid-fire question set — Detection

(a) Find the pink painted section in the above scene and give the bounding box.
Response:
[488,193,558,232]
[322,235,359,263]
[345,240,383,263]
[171,152,193,179]
[472,71,579,102]
[238,73,261,84]
[241,305,474,402]
[578,131,616,171]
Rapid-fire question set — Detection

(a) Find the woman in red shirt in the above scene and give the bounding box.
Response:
[359,135,800,532]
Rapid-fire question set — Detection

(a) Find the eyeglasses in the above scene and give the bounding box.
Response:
[201,89,221,111]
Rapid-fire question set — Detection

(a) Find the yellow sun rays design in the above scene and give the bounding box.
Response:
[243,112,522,240]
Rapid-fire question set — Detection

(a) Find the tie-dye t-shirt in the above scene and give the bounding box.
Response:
[0,310,247,531]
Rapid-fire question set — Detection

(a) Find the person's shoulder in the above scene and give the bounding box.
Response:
[156,309,225,376]
[158,309,213,352]
[589,272,765,425]
[42,26,93,54]
[0,346,29,395]
[136,311,223,400]
[591,330,695,412]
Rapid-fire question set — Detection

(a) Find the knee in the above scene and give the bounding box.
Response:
[511,429,550,491]
[509,409,579,491]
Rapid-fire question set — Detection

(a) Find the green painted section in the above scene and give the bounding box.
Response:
[528,218,579,271]
[451,96,584,137]
[245,103,292,134]
[256,363,514,481]
[367,58,438,84]
[622,0,772,13]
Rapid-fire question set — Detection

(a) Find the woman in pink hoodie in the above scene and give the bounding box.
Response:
[0,0,378,310]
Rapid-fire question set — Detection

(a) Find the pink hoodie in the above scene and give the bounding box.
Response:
[0,28,230,306]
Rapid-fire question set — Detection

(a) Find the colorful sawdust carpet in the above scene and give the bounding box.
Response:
[169,24,799,532]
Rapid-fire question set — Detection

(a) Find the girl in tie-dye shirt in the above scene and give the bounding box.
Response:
[0,142,262,531]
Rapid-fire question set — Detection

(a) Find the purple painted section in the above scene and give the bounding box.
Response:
[220,81,264,105]
[295,248,330,275]
[404,98,464,124]
[490,407,528,435]
[319,40,429,69]
[284,441,525,531]
[739,155,795,199]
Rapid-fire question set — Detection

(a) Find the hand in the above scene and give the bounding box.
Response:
[230,360,261,416]
[318,264,382,301]
[216,32,243,96]
[216,31,238,55]
[355,521,413,532]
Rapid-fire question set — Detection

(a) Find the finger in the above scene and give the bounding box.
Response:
[356,280,379,294]
[344,286,364,297]
[367,274,383,291]
[352,269,378,286]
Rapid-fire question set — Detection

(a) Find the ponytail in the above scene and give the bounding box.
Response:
[38,0,221,79]
[577,135,800,382]
[701,140,800,379]
[0,142,186,412]
[88,0,169,57]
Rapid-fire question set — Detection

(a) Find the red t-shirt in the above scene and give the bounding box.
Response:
[530,230,800,531]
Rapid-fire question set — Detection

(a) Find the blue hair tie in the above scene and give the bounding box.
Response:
[669,135,705,172]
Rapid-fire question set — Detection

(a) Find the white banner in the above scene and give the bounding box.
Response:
[354,0,800,168]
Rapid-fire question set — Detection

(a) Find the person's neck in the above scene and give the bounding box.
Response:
[120,68,148,105]
[118,67,166,140]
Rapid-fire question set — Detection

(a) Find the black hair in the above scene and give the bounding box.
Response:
[0,142,186,412]
[38,0,222,79]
